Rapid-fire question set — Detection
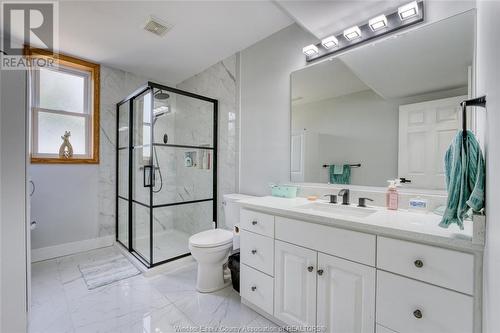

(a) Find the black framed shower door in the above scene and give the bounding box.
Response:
[115,82,218,268]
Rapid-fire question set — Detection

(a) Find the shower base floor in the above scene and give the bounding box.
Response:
[133,228,191,265]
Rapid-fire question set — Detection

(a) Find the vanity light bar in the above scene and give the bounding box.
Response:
[321,35,339,49]
[343,26,362,41]
[302,44,319,56]
[303,0,424,62]
[369,15,388,31]
[398,1,419,20]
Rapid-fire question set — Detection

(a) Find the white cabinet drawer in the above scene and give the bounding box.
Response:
[275,216,376,266]
[240,230,274,276]
[240,209,275,237]
[377,237,474,294]
[241,264,274,315]
[377,271,473,333]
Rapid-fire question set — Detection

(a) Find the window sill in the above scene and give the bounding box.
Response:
[31,156,99,164]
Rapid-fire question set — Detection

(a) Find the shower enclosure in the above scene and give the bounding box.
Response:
[116,82,217,267]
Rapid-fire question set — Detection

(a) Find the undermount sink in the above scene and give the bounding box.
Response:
[294,202,377,218]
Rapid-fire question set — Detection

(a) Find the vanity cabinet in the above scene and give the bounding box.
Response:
[274,240,375,333]
[317,253,376,333]
[273,240,375,332]
[274,240,317,327]
[239,208,480,333]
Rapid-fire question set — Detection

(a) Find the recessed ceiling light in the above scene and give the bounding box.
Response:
[369,15,388,31]
[302,44,319,56]
[398,1,419,20]
[343,26,362,41]
[321,35,339,49]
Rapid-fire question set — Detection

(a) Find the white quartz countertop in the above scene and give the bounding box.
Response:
[238,196,482,252]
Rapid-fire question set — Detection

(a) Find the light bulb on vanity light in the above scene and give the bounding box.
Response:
[398,1,419,20]
[369,15,388,31]
[321,35,339,49]
[343,26,362,41]
[302,44,319,56]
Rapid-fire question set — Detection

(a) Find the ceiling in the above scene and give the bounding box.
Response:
[291,60,369,105]
[276,0,408,38]
[49,1,293,84]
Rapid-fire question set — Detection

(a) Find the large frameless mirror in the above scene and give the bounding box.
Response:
[290,11,476,191]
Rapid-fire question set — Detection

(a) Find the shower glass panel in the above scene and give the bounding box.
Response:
[117,101,129,246]
[116,82,217,268]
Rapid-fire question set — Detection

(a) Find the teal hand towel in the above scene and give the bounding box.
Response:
[333,164,344,175]
[329,165,351,184]
[440,130,485,230]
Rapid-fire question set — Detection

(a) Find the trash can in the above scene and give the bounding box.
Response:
[228,252,240,293]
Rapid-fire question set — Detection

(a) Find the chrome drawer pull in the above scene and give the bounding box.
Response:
[251,249,257,255]
[317,269,324,276]
[413,309,423,319]
[251,286,257,291]
[414,259,424,268]
[307,266,314,272]
[252,220,258,225]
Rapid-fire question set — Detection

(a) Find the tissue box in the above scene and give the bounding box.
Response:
[271,185,298,198]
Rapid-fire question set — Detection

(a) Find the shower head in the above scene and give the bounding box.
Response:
[154,90,170,100]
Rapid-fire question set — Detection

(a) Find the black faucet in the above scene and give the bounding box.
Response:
[324,194,337,204]
[338,189,350,205]
[358,197,374,207]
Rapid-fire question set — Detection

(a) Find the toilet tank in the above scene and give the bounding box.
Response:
[223,194,255,228]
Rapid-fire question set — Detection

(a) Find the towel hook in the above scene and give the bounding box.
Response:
[460,96,486,154]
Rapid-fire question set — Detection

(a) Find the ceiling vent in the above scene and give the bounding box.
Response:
[143,16,170,37]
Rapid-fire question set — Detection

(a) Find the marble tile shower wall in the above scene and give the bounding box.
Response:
[171,94,215,235]
[176,54,239,232]
[99,66,149,238]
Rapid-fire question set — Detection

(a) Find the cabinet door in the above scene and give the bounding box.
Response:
[317,253,376,333]
[274,240,317,327]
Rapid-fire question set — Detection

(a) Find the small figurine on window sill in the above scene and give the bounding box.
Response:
[59,131,74,159]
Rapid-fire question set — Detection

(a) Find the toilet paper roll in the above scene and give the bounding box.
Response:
[233,224,240,250]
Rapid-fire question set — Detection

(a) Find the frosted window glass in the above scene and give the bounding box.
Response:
[38,112,87,154]
[39,68,85,113]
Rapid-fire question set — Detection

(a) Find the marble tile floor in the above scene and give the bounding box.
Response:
[30,246,279,333]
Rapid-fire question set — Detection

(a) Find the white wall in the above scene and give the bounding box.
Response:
[239,24,315,195]
[0,69,28,332]
[30,166,99,248]
[477,2,500,332]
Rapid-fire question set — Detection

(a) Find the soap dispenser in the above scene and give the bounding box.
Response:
[386,179,400,210]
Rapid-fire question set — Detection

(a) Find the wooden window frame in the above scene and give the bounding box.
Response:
[27,47,100,164]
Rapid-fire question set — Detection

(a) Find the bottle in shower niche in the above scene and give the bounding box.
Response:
[386,179,399,210]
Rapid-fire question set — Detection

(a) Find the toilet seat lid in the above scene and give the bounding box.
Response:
[189,229,233,248]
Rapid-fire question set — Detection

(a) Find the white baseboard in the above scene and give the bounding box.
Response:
[31,235,115,262]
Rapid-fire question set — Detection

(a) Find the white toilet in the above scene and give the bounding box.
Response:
[189,193,254,293]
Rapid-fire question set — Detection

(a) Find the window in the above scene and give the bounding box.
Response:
[28,48,100,163]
